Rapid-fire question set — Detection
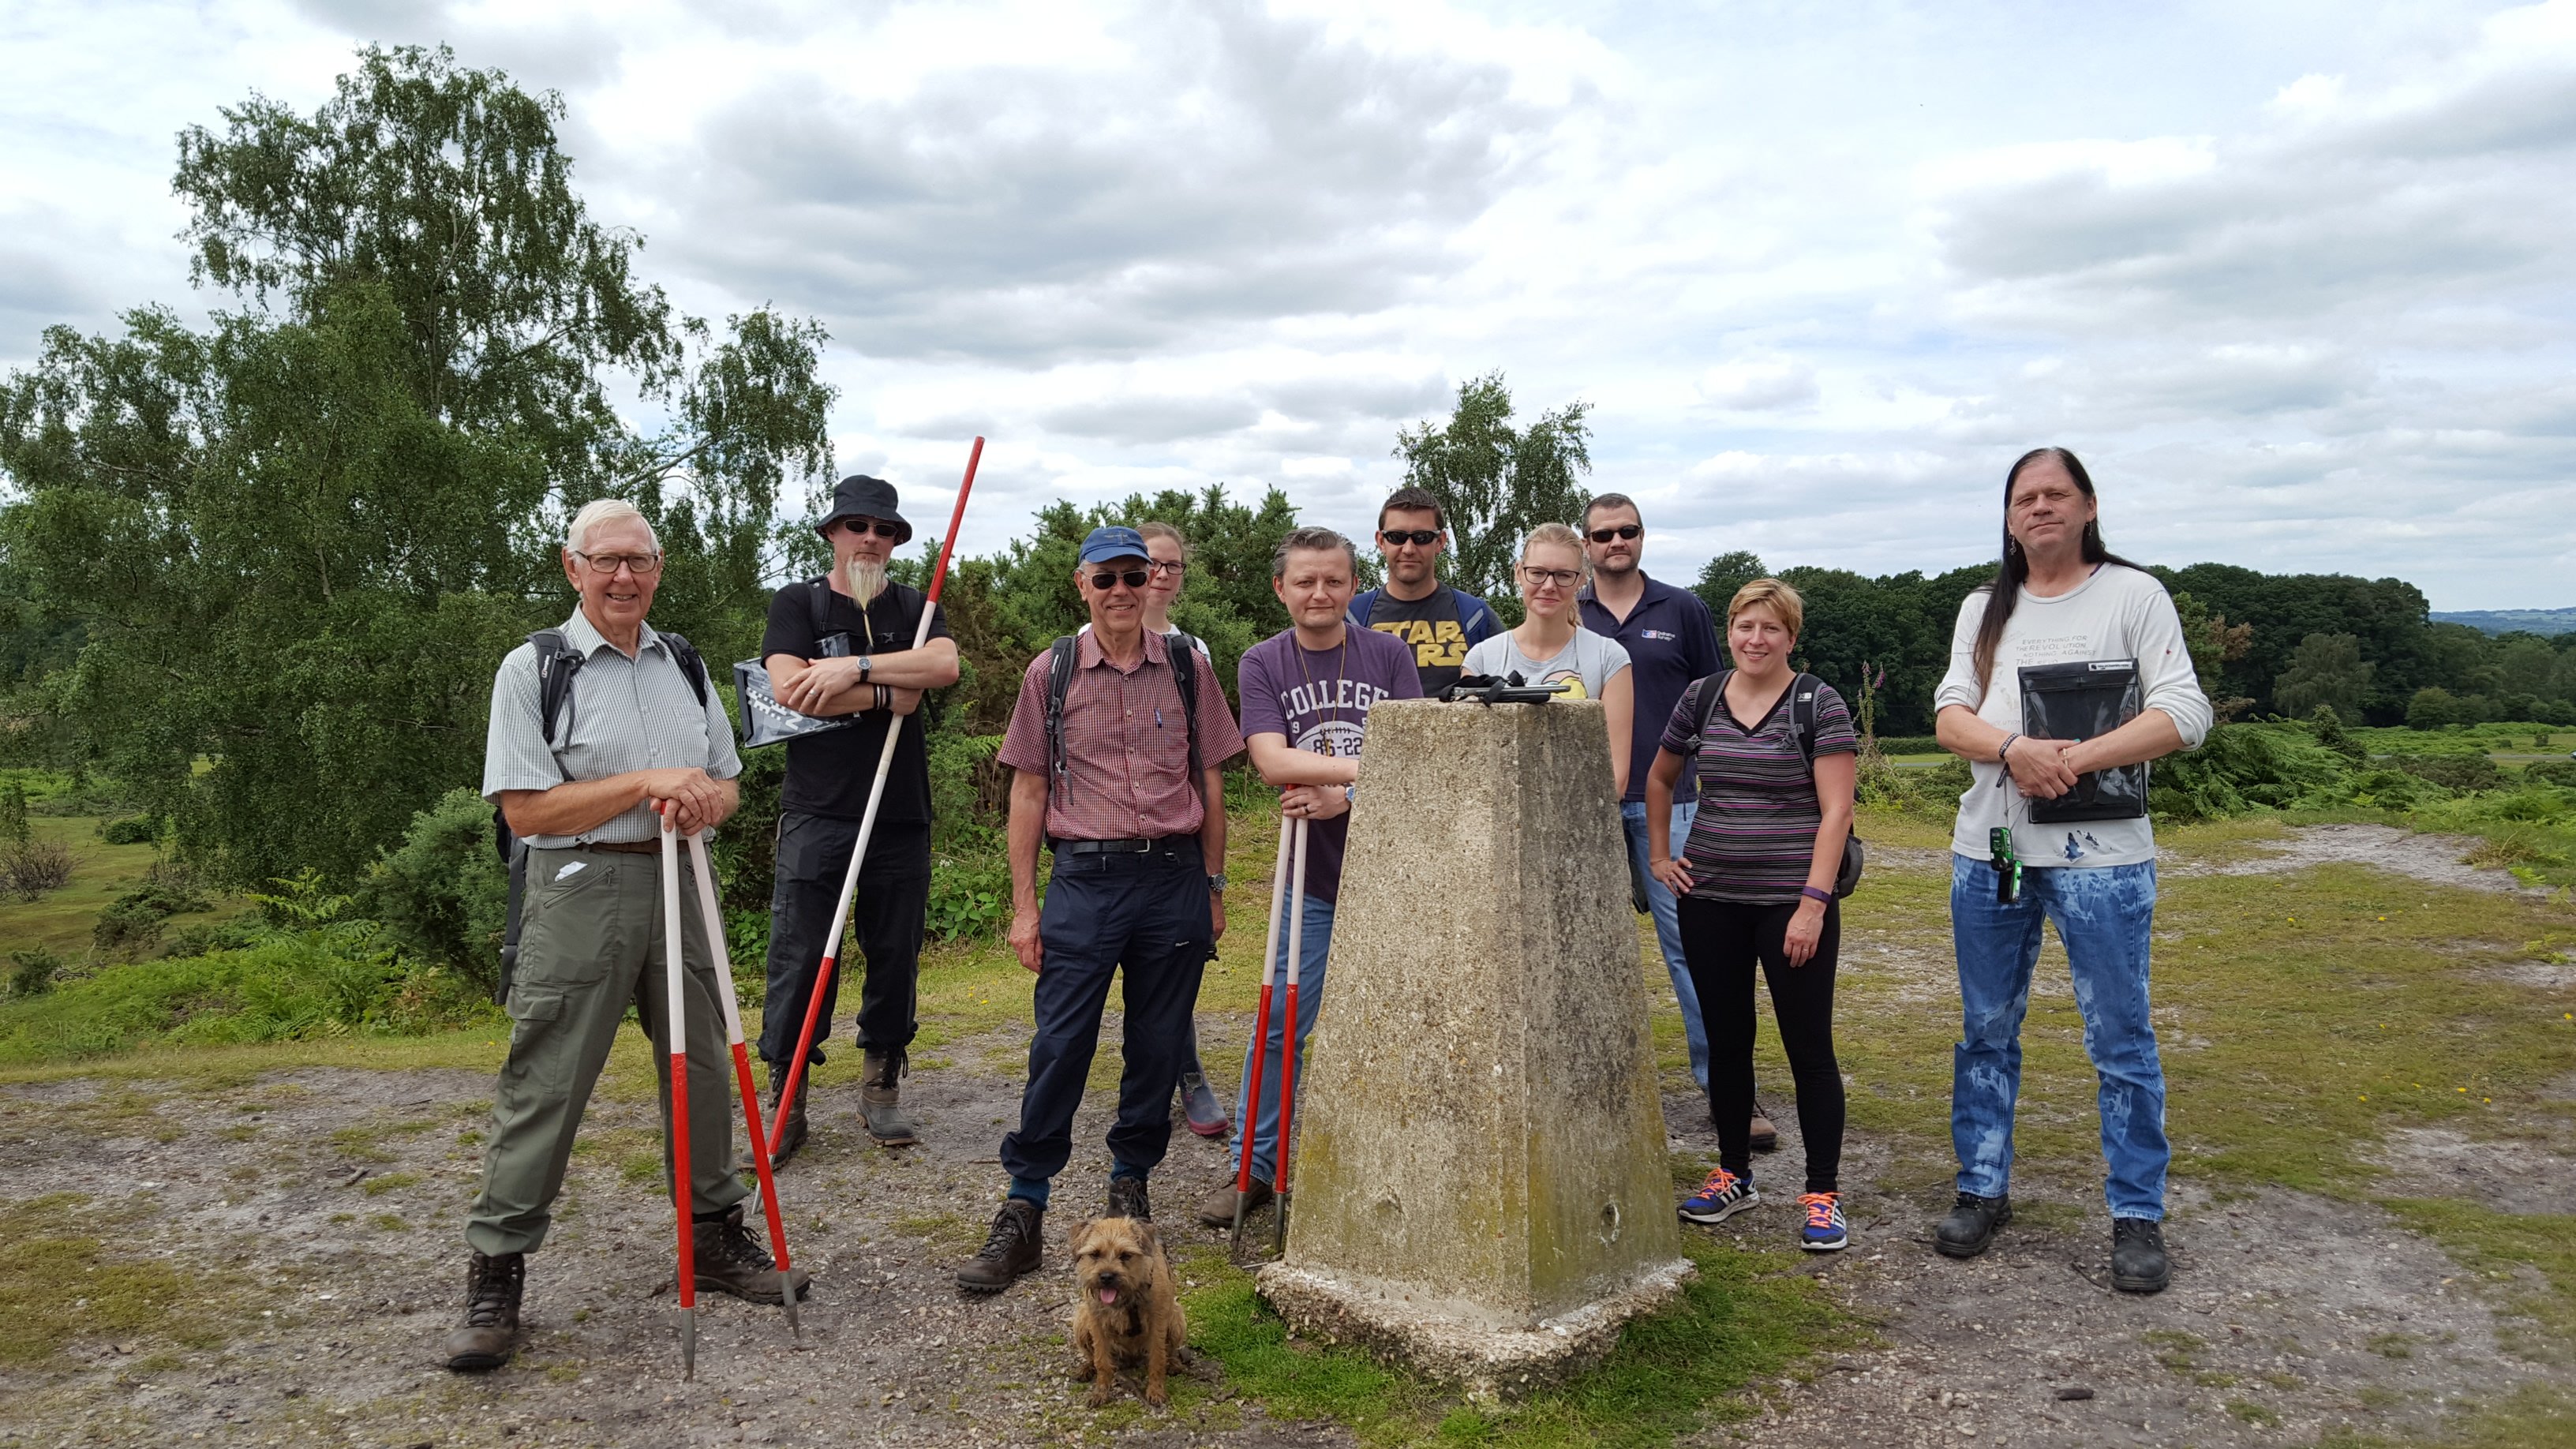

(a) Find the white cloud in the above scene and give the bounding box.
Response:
[4,0,2574,606]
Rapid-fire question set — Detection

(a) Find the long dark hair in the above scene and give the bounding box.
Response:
[1970,447,2144,691]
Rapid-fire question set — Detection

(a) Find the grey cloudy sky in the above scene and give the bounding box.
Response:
[5,0,2572,606]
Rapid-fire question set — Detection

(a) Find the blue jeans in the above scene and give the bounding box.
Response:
[1226,892,1335,1185]
[1623,799,1708,1091]
[1948,856,2168,1221]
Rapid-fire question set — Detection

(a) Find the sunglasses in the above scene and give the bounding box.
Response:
[836,519,904,539]
[1381,529,1441,547]
[1088,568,1151,590]
[1587,524,1642,543]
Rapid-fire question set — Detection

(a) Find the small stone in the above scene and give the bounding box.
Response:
[2054,1385,2095,1401]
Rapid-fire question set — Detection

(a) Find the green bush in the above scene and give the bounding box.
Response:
[360,787,509,996]
[2149,724,2353,820]
[8,948,60,998]
[89,882,208,956]
[927,850,1013,942]
[2331,768,2452,812]
[1870,735,1944,756]
[1,839,73,900]
[2390,754,2503,793]
[0,924,493,1064]
[2525,759,2576,788]
[99,814,161,845]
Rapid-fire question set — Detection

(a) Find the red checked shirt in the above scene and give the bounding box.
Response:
[997,629,1246,841]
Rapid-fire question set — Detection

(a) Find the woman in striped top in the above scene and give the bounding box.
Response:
[1645,578,1859,1251]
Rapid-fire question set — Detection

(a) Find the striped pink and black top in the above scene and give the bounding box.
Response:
[1659,673,1856,904]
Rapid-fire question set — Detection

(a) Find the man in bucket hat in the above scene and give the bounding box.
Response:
[754,474,960,1159]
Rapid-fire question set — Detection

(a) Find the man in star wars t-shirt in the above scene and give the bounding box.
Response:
[1346,485,1499,697]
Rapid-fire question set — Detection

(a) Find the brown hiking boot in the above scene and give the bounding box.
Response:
[860,1047,918,1147]
[957,1199,1043,1295]
[1749,1099,1778,1152]
[439,1250,523,1372]
[693,1204,811,1305]
[741,1064,808,1170]
[1195,1177,1273,1228]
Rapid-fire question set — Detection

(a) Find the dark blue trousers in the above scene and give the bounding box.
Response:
[999,840,1211,1185]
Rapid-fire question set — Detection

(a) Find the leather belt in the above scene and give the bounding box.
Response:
[578,839,662,856]
[1055,836,1187,856]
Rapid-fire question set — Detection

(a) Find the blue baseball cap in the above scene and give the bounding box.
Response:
[1077,525,1151,565]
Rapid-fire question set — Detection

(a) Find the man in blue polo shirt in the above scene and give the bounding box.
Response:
[1579,493,1762,1139]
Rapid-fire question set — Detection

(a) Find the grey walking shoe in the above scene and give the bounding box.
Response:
[860,1047,919,1147]
[439,1250,523,1372]
[1179,1068,1230,1138]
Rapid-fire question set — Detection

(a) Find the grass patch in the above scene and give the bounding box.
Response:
[2379,1197,2576,1354]
[1180,1234,1847,1447]
[891,1212,986,1257]
[0,1193,241,1366]
[360,1172,421,1196]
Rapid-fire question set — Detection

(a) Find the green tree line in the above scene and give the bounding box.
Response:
[5,44,2571,923]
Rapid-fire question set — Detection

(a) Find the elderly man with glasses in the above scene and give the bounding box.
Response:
[444,499,805,1373]
[754,475,961,1159]
[958,526,1245,1295]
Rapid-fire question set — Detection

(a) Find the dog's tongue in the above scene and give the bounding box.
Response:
[1097,1289,1118,1305]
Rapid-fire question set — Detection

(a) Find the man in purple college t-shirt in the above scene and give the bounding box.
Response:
[1193,526,1422,1227]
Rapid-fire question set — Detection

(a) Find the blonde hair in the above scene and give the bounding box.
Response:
[1137,520,1190,562]
[1518,522,1589,581]
[1728,577,1803,638]
[565,498,657,554]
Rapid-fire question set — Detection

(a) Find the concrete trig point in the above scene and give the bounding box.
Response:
[1256,697,1693,1398]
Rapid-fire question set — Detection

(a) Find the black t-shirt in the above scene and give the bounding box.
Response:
[760,578,953,822]
[1350,585,1499,697]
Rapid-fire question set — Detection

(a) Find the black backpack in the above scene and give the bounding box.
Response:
[1041,632,1202,848]
[491,627,711,1002]
[1684,670,1864,898]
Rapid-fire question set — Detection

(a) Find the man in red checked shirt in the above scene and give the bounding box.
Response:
[955,526,1245,1297]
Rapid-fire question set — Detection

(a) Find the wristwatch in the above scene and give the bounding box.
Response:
[858,654,874,682]
[1207,873,1228,894]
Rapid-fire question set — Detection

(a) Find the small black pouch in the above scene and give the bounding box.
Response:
[2020,659,2147,822]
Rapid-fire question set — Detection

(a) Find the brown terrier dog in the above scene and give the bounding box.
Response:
[1067,1215,1186,1407]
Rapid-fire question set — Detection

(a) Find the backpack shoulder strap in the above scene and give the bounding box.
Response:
[1789,672,1820,766]
[807,576,836,638]
[1167,635,1204,790]
[654,631,712,710]
[1044,635,1079,795]
[530,628,582,747]
[1689,668,1732,739]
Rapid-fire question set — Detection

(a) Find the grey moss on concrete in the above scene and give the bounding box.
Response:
[1256,698,1691,1398]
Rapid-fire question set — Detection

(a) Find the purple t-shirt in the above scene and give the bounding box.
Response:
[1236,625,1424,903]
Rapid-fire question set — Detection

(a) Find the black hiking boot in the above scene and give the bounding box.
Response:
[2111,1218,2170,1294]
[860,1047,919,1148]
[692,1204,812,1305]
[439,1250,524,1372]
[1934,1192,2012,1259]
[741,1063,808,1170]
[1106,1176,1151,1222]
[957,1199,1043,1295]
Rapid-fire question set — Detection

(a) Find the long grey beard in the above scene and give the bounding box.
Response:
[845,558,889,604]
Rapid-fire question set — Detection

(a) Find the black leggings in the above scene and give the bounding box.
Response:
[1679,895,1844,1193]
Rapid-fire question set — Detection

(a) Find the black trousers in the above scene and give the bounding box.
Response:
[758,811,931,1067]
[1679,894,1845,1193]
[998,841,1210,1185]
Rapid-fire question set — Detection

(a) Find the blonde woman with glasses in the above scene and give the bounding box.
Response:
[1461,522,1634,790]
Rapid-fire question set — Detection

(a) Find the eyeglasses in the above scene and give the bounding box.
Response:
[572,550,664,576]
[1587,524,1642,543]
[1147,560,1187,577]
[1520,566,1581,589]
[1088,568,1151,590]
[1380,529,1440,547]
[835,519,904,539]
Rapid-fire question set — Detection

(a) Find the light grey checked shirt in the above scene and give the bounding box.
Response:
[480,608,742,847]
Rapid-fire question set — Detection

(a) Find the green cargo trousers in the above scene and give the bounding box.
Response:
[466,841,749,1257]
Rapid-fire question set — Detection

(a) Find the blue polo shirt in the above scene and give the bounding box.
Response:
[1579,571,1723,803]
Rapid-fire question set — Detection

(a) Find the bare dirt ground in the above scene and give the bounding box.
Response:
[1,825,2569,1447]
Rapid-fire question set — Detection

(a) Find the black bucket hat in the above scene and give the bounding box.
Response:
[814,474,913,544]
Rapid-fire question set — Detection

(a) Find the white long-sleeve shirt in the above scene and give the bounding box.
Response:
[1934,564,2212,869]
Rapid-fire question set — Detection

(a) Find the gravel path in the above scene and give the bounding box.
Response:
[1,824,2567,1447]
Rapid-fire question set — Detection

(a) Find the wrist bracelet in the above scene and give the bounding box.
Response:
[874,684,890,712]
[1998,732,2019,766]
[1799,886,1833,906]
